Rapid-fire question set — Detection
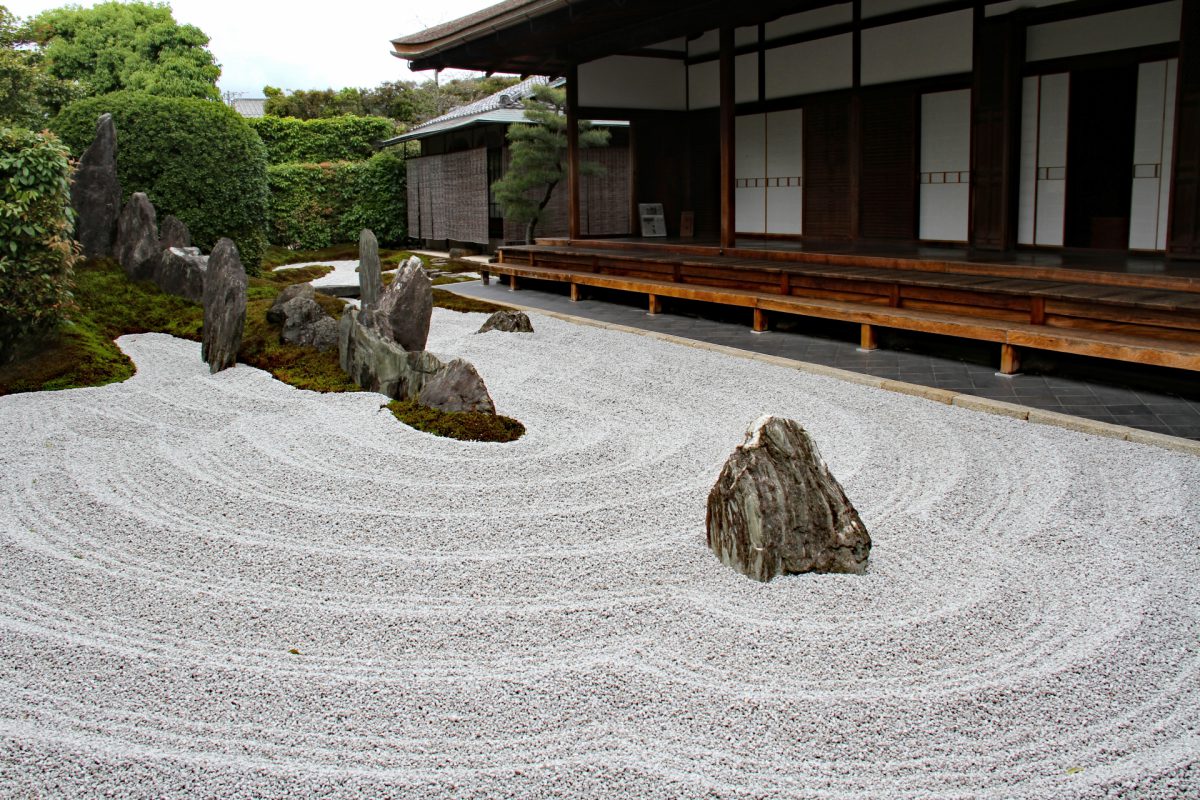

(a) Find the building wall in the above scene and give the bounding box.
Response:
[504,145,631,242]
[574,0,1184,251]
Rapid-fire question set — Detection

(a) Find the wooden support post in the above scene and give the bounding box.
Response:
[1000,343,1021,375]
[752,308,768,333]
[888,284,901,307]
[570,283,581,302]
[719,24,736,250]
[859,323,878,351]
[509,275,519,292]
[779,272,791,295]
[566,63,581,241]
[648,294,662,315]
[481,269,490,286]
[1030,296,1046,325]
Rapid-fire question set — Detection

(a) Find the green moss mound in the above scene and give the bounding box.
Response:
[387,398,525,443]
[51,91,270,273]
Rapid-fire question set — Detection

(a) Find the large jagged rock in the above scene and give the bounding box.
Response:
[339,308,445,399]
[358,229,381,309]
[418,358,496,413]
[274,284,338,352]
[201,238,247,374]
[477,310,534,334]
[71,113,122,259]
[373,256,431,351]
[156,247,207,303]
[115,192,159,281]
[159,215,192,250]
[706,416,871,581]
[266,283,311,324]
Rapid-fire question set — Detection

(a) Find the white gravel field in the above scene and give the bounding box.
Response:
[1,309,1198,799]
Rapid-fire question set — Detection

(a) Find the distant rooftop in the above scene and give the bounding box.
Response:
[385,75,559,144]
[230,98,266,118]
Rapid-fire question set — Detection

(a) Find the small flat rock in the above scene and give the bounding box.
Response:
[373,256,432,351]
[478,310,534,334]
[71,113,122,259]
[115,192,159,281]
[706,416,870,581]
[358,229,381,309]
[418,358,496,414]
[201,238,247,374]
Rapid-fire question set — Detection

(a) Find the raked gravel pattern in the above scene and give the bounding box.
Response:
[1,309,1198,799]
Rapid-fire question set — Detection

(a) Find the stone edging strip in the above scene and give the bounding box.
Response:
[461,290,1200,457]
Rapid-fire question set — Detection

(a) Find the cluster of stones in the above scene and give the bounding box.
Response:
[338,229,496,414]
[72,113,245,374]
[706,416,871,582]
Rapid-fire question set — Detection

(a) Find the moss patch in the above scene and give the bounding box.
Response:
[432,288,508,315]
[387,398,525,443]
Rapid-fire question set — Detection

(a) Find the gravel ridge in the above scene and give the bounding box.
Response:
[1,309,1197,798]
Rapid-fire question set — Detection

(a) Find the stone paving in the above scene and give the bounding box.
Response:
[447,278,1200,442]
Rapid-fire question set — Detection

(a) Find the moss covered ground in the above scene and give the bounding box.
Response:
[0,250,521,442]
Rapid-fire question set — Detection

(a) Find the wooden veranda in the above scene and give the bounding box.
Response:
[486,239,1200,374]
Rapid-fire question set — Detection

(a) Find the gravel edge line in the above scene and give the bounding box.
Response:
[455,287,1200,457]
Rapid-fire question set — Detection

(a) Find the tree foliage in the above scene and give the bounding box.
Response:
[0,126,78,359]
[27,1,220,103]
[266,153,406,250]
[52,91,269,273]
[0,5,79,127]
[262,75,521,126]
[248,115,396,164]
[492,85,610,243]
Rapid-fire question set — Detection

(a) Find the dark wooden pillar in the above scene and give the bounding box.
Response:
[1169,2,1200,258]
[720,23,736,250]
[849,1,862,240]
[970,11,1024,251]
[566,63,581,241]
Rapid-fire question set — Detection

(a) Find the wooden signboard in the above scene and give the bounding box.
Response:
[680,211,695,238]
[639,203,667,237]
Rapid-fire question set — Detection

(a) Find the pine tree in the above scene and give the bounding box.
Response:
[492,84,611,244]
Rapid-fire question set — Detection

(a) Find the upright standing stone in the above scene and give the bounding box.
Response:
[201,238,247,374]
[373,256,432,351]
[115,192,159,281]
[358,229,381,308]
[71,113,122,259]
[159,215,192,250]
[706,416,871,581]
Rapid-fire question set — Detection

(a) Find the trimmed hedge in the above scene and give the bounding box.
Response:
[0,126,78,360]
[267,151,406,250]
[51,91,269,273]
[249,115,396,165]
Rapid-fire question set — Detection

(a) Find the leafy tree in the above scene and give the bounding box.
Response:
[261,75,520,126]
[27,1,220,103]
[492,84,610,244]
[0,5,79,127]
[0,125,78,359]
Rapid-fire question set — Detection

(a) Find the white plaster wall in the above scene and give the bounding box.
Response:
[578,56,687,110]
[688,61,719,110]
[736,114,766,233]
[861,0,947,18]
[1129,59,1178,251]
[1018,76,1040,246]
[1036,73,1069,247]
[1026,1,1180,62]
[689,30,719,58]
[765,34,853,99]
[765,4,852,41]
[767,109,804,235]
[919,89,971,242]
[737,53,759,105]
[861,10,973,86]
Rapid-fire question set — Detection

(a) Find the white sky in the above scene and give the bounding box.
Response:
[8,0,502,96]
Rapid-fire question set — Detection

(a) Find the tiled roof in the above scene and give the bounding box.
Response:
[231,98,266,118]
[391,0,537,47]
[383,75,559,143]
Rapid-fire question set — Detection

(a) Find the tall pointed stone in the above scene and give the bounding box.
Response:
[373,256,431,351]
[115,192,159,281]
[358,229,381,308]
[706,416,871,581]
[201,238,247,374]
[71,113,122,258]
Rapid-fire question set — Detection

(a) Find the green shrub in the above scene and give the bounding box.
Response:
[0,126,78,360]
[266,151,406,250]
[248,115,396,164]
[51,91,269,273]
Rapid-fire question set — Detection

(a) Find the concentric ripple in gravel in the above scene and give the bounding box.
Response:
[1,310,1197,799]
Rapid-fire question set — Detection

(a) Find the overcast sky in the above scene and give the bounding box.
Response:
[8,0,502,96]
